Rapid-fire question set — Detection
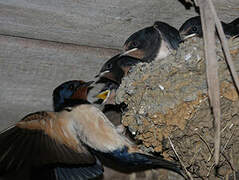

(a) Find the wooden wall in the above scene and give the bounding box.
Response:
[0,0,238,128]
[0,0,238,179]
[0,0,201,129]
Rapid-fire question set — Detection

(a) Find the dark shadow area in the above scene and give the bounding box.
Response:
[177,0,193,10]
[177,0,200,13]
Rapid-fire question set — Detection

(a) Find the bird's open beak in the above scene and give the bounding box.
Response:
[120,48,138,57]
[95,90,111,104]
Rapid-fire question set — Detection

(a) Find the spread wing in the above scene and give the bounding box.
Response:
[0,111,103,179]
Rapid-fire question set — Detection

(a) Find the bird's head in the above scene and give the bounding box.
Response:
[95,54,140,84]
[95,55,140,104]
[179,16,202,40]
[53,80,94,111]
[95,81,119,104]
[95,55,120,81]
[123,25,161,62]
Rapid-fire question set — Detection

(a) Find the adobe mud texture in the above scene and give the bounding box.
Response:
[116,37,239,179]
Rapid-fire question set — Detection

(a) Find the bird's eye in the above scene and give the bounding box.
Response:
[69,84,74,90]
[131,41,139,48]
[192,26,197,32]
[107,63,113,69]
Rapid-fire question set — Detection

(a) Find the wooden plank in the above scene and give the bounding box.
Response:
[0,0,199,49]
[0,35,120,130]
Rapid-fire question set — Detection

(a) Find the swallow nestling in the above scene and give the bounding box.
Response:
[0,80,184,179]
[95,54,141,85]
[95,54,139,122]
[96,81,120,104]
[222,17,239,37]
[95,55,140,134]
[229,17,239,27]
[58,82,184,177]
[123,21,182,62]
[95,81,127,134]
[179,16,239,40]
[0,80,103,180]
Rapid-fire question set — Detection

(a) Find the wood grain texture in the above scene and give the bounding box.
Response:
[0,0,237,49]
[0,1,238,179]
[0,0,199,49]
[0,35,120,130]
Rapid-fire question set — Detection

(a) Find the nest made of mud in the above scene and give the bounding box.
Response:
[116,37,239,179]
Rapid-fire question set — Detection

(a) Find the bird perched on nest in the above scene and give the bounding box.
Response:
[95,54,140,109]
[95,54,140,133]
[95,54,141,85]
[179,16,239,40]
[0,80,184,180]
[123,21,182,62]
[95,80,128,134]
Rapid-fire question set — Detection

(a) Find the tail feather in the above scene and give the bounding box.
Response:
[143,154,183,176]
[105,147,184,177]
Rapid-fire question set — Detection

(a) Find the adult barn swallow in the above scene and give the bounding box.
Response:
[0,80,103,180]
[57,83,184,177]
[179,16,239,40]
[0,80,184,179]
[53,80,93,112]
[123,21,182,62]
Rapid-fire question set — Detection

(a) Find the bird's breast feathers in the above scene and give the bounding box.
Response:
[155,37,170,60]
[16,104,131,154]
[63,104,132,152]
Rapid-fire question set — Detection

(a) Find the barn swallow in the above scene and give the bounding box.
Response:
[229,17,239,27]
[0,80,184,179]
[179,16,239,40]
[96,81,119,105]
[95,54,141,85]
[55,83,184,177]
[53,80,94,112]
[96,81,127,134]
[0,80,103,180]
[123,21,182,62]
[95,54,139,132]
[223,17,239,37]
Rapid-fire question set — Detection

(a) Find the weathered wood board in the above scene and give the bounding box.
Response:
[0,0,238,148]
[0,35,120,130]
[0,0,238,49]
[0,0,238,179]
[0,0,199,49]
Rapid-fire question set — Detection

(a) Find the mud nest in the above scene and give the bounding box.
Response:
[116,37,239,179]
